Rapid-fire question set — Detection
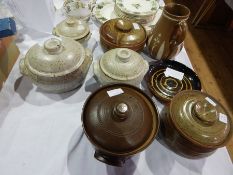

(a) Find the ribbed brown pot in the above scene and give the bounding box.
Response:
[160,90,232,158]
[147,3,190,60]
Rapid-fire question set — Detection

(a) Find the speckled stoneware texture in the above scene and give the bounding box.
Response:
[93,48,149,86]
[53,17,91,45]
[20,37,92,93]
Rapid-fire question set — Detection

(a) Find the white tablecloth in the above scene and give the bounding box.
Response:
[0,2,232,175]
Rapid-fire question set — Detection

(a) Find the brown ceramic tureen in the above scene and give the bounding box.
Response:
[82,84,159,166]
[160,90,232,158]
[19,37,92,93]
[53,17,91,45]
[100,18,147,52]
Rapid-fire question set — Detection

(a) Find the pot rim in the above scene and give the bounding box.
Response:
[169,90,233,149]
[81,83,160,157]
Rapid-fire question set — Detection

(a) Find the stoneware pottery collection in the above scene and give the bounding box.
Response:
[17,0,233,167]
[53,17,91,45]
[82,83,160,166]
[100,18,147,51]
[146,60,201,103]
[94,48,149,86]
[20,38,92,93]
[160,90,232,158]
[147,3,190,60]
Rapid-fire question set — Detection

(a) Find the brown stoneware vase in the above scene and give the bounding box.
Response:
[160,90,232,158]
[147,3,190,60]
[82,84,160,166]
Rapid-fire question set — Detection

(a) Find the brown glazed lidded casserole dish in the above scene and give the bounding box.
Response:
[100,18,147,52]
[160,90,232,158]
[82,84,159,166]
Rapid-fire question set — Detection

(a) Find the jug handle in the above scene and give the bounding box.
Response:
[167,20,187,58]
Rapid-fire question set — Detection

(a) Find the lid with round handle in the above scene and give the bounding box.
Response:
[24,37,86,77]
[82,84,159,155]
[53,17,90,40]
[99,48,148,81]
[170,90,232,148]
[100,18,146,46]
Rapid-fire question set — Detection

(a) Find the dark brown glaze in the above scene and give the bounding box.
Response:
[147,3,190,60]
[100,18,147,52]
[145,60,201,103]
[82,84,159,166]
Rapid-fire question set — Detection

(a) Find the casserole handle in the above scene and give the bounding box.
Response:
[19,58,28,76]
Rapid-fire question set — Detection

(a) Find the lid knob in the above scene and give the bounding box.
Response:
[192,100,218,125]
[113,103,129,120]
[115,19,133,32]
[66,18,76,26]
[116,49,131,63]
[44,38,62,54]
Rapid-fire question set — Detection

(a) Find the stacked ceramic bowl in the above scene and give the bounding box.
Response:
[114,0,159,24]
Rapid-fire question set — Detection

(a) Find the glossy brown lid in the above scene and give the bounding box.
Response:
[170,90,232,148]
[100,18,146,47]
[82,84,159,156]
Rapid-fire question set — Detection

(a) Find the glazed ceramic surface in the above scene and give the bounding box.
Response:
[146,60,201,103]
[19,38,92,93]
[160,90,232,158]
[82,83,159,166]
[147,3,190,60]
[53,18,91,44]
[100,18,147,51]
[63,0,93,21]
[94,48,149,86]
[114,0,159,24]
[93,1,117,24]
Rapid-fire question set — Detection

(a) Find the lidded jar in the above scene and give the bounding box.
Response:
[93,48,149,86]
[53,17,91,45]
[161,90,232,158]
[82,83,160,166]
[19,37,92,93]
[100,18,147,52]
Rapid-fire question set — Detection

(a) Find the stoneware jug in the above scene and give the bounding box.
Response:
[147,3,190,60]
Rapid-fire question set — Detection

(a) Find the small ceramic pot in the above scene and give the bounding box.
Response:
[93,48,149,86]
[100,18,147,52]
[53,17,91,45]
[160,90,232,158]
[19,38,92,93]
[82,83,160,166]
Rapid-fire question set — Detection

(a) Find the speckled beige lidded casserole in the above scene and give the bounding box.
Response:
[19,37,92,93]
[93,48,149,86]
[53,17,91,45]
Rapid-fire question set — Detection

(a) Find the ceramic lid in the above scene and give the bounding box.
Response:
[54,18,89,40]
[99,48,148,81]
[24,37,85,77]
[146,60,201,102]
[100,18,146,47]
[82,84,159,155]
[170,90,232,148]
[115,0,159,16]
